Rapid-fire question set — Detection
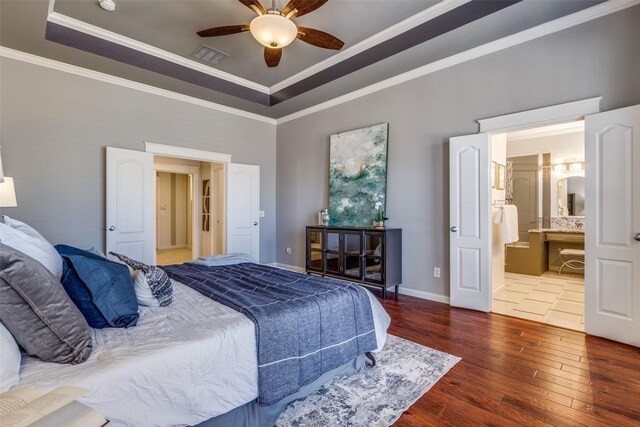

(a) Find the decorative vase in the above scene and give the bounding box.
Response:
[321,210,330,226]
[372,220,385,229]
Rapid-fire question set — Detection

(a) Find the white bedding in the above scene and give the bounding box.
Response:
[16,281,390,427]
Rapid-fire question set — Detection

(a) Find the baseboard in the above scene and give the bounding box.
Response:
[269,262,306,273]
[493,285,505,295]
[157,245,191,250]
[397,287,450,305]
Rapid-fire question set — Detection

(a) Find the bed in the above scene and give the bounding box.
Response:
[15,272,391,427]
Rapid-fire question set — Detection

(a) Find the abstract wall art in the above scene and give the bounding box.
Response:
[329,123,389,226]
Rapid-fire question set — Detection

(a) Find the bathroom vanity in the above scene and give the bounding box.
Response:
[544,230,585,273]
[505,228,584,276]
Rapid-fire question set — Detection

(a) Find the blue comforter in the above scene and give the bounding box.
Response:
[162,262,377,406]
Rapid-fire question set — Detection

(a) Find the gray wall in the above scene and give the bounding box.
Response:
[0,58,277,262]
[276,6,640,298]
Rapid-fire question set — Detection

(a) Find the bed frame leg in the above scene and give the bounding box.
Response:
[365,352,376,367]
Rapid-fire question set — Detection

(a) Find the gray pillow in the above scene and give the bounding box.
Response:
[0,243,93,364]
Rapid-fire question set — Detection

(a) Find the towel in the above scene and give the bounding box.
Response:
[502,205,519,244]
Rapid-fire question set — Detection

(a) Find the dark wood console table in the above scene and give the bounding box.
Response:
[305,226,402,299]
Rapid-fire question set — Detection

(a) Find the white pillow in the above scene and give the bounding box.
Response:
[132,270,160,307]
[0,216,63,280]
[0,321,21,393]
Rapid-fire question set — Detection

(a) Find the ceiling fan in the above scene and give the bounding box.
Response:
[197,0,344,67]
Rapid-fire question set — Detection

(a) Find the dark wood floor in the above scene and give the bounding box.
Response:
[378,295,640,426]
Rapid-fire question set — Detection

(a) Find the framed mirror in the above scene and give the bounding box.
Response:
[492,162,505,190]
[557,176,585,216]
[497,164,505,190]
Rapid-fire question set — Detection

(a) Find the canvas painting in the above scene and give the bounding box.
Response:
[329,123,389,226]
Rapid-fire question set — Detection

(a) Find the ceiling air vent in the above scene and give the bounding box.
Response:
[191,45,229,65]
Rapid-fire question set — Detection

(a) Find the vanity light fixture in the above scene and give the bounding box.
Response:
[553,164,565,173]
[569,162,584,172]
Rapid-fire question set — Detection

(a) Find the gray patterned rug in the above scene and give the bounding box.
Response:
[275,334,461,427]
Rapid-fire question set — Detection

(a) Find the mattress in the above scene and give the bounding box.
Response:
[16,280,390,427]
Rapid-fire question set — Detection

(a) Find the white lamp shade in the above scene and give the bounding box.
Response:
[249,14,298,48]
[0,177,17,207]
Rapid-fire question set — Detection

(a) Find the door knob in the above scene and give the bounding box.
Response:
[254,221,259,226]
[108,226,116,231]
[634,233,640,241]
[450,226,458,232]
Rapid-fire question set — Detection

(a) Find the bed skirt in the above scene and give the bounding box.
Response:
[195,355,365,427]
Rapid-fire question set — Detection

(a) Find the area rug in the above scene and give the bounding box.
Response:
[275,334,461,427]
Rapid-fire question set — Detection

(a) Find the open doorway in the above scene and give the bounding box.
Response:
[491,121,586,331]
[156,171,194,265]
[154,156,226,265]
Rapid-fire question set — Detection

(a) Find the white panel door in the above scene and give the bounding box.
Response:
[450,134,492,311]
[585,105,640,347]
[106,147,155,264]
[226,163,260,262]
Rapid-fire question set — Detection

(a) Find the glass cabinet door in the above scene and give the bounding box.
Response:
[343,232,363,280]
[325,230,341,275]
[307,229,324,272]
[364,232,384,284]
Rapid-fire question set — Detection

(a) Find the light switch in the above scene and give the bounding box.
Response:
[259,210,265,218]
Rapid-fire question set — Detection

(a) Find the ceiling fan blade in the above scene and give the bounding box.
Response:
[296,27,344,50]
[264,47,282,67]
[282,0,327,18]
[197,24,249,37]
[238,0,267,15]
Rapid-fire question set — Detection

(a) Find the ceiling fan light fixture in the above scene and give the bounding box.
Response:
[249,14,297,48]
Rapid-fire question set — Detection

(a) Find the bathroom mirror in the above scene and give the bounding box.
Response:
[557,176,585,216]
[491,162,505,190]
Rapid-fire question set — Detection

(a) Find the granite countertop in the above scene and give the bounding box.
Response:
[528,228,585,234]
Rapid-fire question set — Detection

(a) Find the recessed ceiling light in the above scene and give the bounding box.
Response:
[99,0,116,12]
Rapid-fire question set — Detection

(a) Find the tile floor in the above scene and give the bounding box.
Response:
[156,247,193,265]
[492,271,585,331]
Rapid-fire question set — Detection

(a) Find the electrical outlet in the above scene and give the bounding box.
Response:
[433,267,441,278]
[286,248,292,255]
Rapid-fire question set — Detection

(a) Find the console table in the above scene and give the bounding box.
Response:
[305,226,402,299]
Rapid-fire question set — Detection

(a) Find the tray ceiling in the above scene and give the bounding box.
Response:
[0,0,612,118]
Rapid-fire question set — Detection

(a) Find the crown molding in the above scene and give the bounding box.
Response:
[0,47,277,125]
[275,0,638,125]
[269,0,471,93]
[47,11,270,95]
[478,97,601,133]
[506,122,585,141]
[145,142,232,163]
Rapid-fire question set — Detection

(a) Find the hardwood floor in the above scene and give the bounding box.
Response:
[378,295,640,426]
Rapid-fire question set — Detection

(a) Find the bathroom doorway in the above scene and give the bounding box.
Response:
[491,121,586,331]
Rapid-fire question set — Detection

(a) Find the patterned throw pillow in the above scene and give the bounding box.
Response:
[109,252,173,307]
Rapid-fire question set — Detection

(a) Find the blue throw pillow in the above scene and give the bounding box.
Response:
[55,245,139,329]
